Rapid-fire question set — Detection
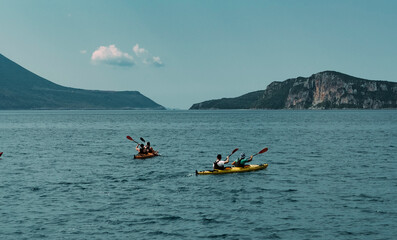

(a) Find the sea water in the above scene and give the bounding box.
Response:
[0,110,396,239]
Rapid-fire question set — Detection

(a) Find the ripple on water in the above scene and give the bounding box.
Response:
[1,110,396,240]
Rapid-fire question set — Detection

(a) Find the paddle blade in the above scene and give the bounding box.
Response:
[231,148,239,155]
[0,152,3,157]
[258,148,268,154]
[225,148,239,160]
[140,137,146,142]
[127,136,138,143]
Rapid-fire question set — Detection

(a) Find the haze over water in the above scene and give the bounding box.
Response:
[0,110,396,239]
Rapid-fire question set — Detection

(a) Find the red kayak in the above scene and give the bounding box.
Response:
[134,152,159,159]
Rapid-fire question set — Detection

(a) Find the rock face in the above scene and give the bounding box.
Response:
[0,54,165,110]
[190,71,397,109]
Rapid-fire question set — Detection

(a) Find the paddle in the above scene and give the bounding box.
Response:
[225,148,239,160]
[140,137,146,143]
[0,152,3,157]
[252,147,268,157]
[126,136,140,144]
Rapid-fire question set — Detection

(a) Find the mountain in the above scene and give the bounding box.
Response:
[190,71,397,109]
[0,54,165,110]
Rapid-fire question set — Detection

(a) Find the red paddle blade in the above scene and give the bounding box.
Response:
[0,152,3,157]
[231,148,239,154]
[225,148,239,160]
[258,148,268,154]
[126,136,133,141]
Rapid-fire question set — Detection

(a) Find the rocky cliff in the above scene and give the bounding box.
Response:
[190,71,397,109]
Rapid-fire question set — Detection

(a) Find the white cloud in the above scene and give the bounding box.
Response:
[91,45,134,67]
[133,44,147,56]
[133,44,164,67]
[90,43,163,67]
[152,56,164,67]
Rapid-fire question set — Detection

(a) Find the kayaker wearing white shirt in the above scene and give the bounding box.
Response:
[213,154,230,170]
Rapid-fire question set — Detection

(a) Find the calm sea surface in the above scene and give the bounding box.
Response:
[0,110,396,239]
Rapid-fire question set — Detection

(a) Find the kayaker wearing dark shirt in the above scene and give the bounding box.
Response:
[213,154,230,170]
[145,142,158,155]
[232,153,253,167]
[136,144,147,154]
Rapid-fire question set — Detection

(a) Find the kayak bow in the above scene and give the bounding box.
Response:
[196,164,268,175]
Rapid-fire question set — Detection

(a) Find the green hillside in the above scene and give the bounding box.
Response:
[0,54,165,110]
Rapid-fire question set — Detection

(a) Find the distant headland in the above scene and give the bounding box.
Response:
[190,71,397,110]
[0,54,165,110]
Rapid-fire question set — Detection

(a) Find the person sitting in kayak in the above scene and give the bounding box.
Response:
[145,142,158,155]
[232,153,253,167]
[213,154,230,170]
[136,144,147,154]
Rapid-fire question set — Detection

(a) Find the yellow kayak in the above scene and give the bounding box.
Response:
[196,164,268,175]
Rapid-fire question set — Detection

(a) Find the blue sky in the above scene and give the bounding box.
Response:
[1,0,396,109]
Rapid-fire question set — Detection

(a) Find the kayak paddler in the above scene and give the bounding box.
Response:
[213,154,230,170]
[136,144,147,154]
[232,153,253,167]
[145,142,158,155]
